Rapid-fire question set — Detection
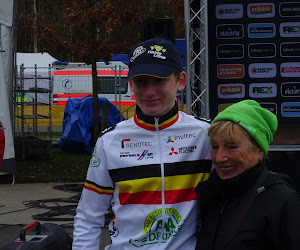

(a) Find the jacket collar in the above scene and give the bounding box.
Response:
[134,103,179,131]
[195,162,266,200]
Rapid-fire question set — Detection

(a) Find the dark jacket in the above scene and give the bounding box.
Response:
[195,163,300,250]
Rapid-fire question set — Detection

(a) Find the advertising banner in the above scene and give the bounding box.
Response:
[208,1,300,129]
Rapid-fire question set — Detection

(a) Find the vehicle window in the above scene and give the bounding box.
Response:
[97,76,127,94]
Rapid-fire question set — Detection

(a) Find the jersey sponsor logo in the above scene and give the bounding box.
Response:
[260,102,277,115]
[121,138,131,148]
[248,43,276,58]
[217,64,244,79]
[166,136,174,143]
[280,62,300,77]
[247,3,275,18]
[218,84,245,99]
[217,44,244,59]
[178,146,197,154]
[280,22,300,37]
[248,23,276,38]
[89,145,101,167]
[216,4,243,19]
[281,102,300,117]
[216,24,244,39]
[169,147,178,155]
[137,150,153,160]
[172,133,196,141]
[129,208,182,247]
[280,2,300,17]
[249,83,277,98]
[280,42,300,57]
[248,63,276,78]
[169,145,197,155]
[89,157,101,167]
[121,139,152,148]
[281,82,300,97]
[119,150,153,159]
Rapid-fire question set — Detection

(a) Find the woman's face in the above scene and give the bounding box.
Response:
[210,125,264,180]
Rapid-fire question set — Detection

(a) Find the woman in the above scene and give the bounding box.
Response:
[195,100,300,250]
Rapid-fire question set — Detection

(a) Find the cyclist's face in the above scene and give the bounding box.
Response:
[130,73,186,117]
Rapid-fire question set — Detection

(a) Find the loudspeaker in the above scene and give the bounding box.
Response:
[141,18,175,45]
[0,221,72,250]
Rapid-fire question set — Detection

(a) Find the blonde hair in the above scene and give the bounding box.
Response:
[208,120,261,151]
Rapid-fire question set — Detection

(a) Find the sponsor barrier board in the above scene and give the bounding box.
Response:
[208,0,300,145]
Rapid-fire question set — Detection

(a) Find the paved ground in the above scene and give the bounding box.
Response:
[0,182,111,249]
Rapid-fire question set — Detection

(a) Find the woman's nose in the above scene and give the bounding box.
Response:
[215,147,228,163]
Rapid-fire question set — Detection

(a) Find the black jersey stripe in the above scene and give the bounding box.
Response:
[109,159,212,182]
[85,179,114,190]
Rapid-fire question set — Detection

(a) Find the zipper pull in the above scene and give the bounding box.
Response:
[257,186,265,196]
[154,117,159,129]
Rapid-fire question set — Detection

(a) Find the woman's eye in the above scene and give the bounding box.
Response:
[227,144,237,150]
[211,145,218,150]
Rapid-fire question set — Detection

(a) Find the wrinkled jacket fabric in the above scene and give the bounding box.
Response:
[195,163,300,250]
[73,105,212,250]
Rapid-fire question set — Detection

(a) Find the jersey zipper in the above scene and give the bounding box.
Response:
[154,117,166,243]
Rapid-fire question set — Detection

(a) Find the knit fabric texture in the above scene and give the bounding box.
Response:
[212,100,278,153]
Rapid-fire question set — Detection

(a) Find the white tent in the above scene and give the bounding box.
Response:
[16,52,57,104]
[17,52,57,67]
[0,0,16,174]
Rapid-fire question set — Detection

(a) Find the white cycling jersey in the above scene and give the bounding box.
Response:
[73,105,212,250]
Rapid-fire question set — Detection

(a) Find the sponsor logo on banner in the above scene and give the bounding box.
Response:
[260,102,277,115]
[247,3,275,18]
[217,44,244,59]
[248,43,276,58]
[280,42,300,57]
[249,83,277,98]
[216,4,243,19]
[217,84,245,99]
[249,63,277,78]
[280,22,300,37]
[280,2,300,17]
[216,24,244,39]
[218,103,233,113]
[248,23,276,38]
[217,64,244,79]
[216,4,244,19]
[281,82,300,97]
[281,102,300,117]
[280,62,300,77]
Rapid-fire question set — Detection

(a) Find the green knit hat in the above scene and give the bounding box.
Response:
[212,100,278,154]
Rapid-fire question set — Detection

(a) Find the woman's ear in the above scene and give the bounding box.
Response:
[258,150,264,162]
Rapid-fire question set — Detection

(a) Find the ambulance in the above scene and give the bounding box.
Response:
[51,61,136,119]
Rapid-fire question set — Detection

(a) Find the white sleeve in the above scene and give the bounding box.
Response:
[72,137,114,250]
